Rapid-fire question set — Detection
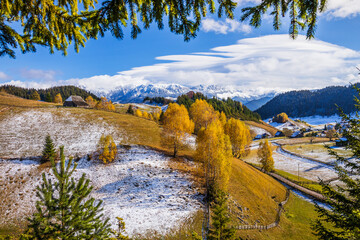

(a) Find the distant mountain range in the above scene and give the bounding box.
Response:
[256,85,358,119]
[104,84,277,109]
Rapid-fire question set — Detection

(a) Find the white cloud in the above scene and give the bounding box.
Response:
[0,72,9,80]
[20,69,57,81]
[2,35,360,95]
[326,0,360,18]
[201,19,252,34]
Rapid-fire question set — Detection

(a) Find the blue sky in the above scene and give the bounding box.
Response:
[1,0,360,95]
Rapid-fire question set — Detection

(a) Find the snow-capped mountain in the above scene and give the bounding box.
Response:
[96,83,278,108]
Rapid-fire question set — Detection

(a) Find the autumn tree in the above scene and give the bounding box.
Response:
[162,103,194,157]
[326,129,337,141]
[196,119,232,193]
[190,99,218,132]
[41,135,56,163]
[86,96,97,108]
[25,146,112,239]
[134,109,143,118]
[95,97,115,112]
[272,112,289,123]
[54,93,63,104]
[282,128,293,138]
[258,139,274,172]
[98,135,117,164]
[30,91,40,101]
[313,90,360,239]
[224,118,251,158]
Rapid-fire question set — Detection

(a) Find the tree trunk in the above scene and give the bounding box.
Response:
[173,141,177,158]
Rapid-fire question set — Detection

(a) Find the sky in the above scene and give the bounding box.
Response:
[1,0,360,96]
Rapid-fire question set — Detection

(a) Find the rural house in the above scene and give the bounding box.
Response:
[63,96,89,107]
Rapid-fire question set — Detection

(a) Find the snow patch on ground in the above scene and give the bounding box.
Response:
[0,146,203,237]
[248,125,270,136]
[0,109,124,158]
[295,115,342,126]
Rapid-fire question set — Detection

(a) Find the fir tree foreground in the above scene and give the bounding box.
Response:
[313,89,360,240]
[24,146,112,239]
[41,135,56,163]
[1,0,330,58]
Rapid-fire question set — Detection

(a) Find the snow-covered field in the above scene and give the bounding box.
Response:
[245,144,338,182]
[0,109,124,158]
[0,146,203,236]
[296,115,342,126]
[248,125,270,136]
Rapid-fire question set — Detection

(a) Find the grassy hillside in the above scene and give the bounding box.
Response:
[0,94,321,239]
[245,120,279,136]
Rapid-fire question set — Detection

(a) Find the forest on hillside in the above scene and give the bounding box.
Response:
[177,92,261,122]
[256,85,358,119]
[0,85,99,102]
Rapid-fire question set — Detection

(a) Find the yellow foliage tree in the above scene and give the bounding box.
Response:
[142,111,150,119]
[54,93,63,104]
[85,96,97,108]
[98,135,117,164]
[258,139,274,172]
[219,111,227,127]
[162,103,194,157]
[224,118,252,158]
[134,109,143,117]
[190,99,218,132]
[196,119,232,192]
[272,112,289,123]
[95,97,115,112]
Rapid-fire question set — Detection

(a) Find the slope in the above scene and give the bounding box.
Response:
[256,85,357,119]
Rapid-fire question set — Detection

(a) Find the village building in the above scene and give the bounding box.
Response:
[63,96,89,107]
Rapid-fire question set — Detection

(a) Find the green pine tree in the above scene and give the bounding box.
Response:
[30,91,40,101]
[25,146,112,239]
[312,88,360,239]
[208,191,235,240]
[45,93,52,102]
[126,105,134,115]
[41,135,56,163]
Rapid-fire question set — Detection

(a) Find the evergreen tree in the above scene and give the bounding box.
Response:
[45,93,52,102]
[312,90,360,240]
[126,105,134,115]
[25,146,112,239]
[208,191,235,240]
[41,135,56,163]
[30,91,40,101]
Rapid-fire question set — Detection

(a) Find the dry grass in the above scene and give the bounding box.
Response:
[0,92,58,108]
[228,158,287,225]
[245,120,278,136]
[283,143,352,160]
[276,137,331,145]
[237,193,319,240]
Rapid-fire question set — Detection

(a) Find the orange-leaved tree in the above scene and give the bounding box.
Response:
[162,103,194,157]
[190,99,218,133]
[54,93,63,104]
[98,135,117,164]
[258,139,274,172]
[85,96,97,108]
[196,118,232,193]
[224,118,252,158]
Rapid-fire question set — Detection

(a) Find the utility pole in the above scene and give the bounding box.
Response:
[298,163,300,181]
